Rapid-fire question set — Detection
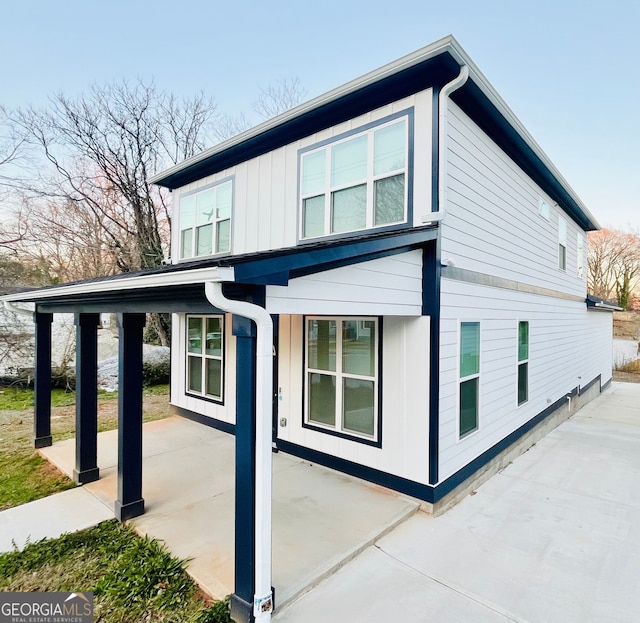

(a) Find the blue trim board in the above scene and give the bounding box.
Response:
[278,374,602,504]
[174,406,236,436]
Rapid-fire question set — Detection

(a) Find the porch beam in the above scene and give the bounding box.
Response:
[73,313,100,484]
[33,311,53,448]
[115,312,146,521]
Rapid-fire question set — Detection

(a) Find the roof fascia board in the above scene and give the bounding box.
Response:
[1,266,235,304]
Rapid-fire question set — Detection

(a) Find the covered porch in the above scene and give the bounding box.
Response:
[0,226,438,622]
[38,414,419,609]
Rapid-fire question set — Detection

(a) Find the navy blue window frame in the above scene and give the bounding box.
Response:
[296,109,414,245]
[302,315,383,448]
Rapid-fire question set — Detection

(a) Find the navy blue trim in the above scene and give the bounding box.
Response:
[115,313,146,521]
[74,313,100,484]
[296,109,414,246]
[33,312,53,449]
[301,316,383,448]
[233,327,257,605]
[276,439,436,503]
[422,242,441,484]
[279,374,603,504]
[580,374,601,394]
[174,405,236,435]
[154,54,460,190]
[184,313,225,405]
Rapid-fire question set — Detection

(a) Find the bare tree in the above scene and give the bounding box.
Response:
[11,80,217,273]
[588,228,640,310]
[213,77,306,142]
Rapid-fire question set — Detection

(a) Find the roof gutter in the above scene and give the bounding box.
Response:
[204,282,274,621]
[2,300,33,317]
[0,266,236,303]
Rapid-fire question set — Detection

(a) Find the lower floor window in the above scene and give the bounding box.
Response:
[459,322,480,438]
[186,315,224,401]
[305,317,379,441]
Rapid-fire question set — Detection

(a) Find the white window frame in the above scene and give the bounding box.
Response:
[299,115,409,240]
[517,321,529,407]
[458,321,481,441]
[538,197,550,220]
[577,232,584,278]
[186,314,224,402]
[179,179,233,260]
[558,216,567,271]
[304,316,380,442]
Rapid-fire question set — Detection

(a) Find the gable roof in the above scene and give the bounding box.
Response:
[151,35,599,232]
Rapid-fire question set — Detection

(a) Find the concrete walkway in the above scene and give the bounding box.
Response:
[28,417,418,608]
[275,382,640,622]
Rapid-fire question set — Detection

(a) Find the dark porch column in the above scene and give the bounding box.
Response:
[115,313,146,521]
[230,314,257,623]
[73,313,100,484]
[33,311,53,448]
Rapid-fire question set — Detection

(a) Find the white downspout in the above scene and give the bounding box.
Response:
[422,64,469,224]
[204,281,274,622]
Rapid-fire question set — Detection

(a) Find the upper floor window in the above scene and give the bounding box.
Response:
[179,180,232,260]
[558,216,567,270]
[299,115,409,240]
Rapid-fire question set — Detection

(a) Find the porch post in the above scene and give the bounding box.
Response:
[33,311,53,449]
[114,313,146,521]
[73,313,100,484]
[231,314,257,623]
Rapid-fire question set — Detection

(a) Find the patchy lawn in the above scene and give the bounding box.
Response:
[0,385,171,510]
[0,519,231,623]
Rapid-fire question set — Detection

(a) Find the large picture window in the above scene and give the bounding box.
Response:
[300,116,409,240]
[459,322,480,439]
[305,317,379,442]
[186,315,224,401]
[179,180,232,260]
[517,321,529,406]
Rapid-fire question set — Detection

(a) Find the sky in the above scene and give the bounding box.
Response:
[2,0,639,230]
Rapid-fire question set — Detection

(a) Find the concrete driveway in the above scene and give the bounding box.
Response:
[275,382,640,623]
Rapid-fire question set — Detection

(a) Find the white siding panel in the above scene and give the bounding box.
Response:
[277,315,430,483]
[266,251,423,316]
[441,102,587,298]
[438,278,613,482]
[171,91,432,260]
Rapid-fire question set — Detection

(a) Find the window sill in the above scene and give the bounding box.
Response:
[302,421,381,448]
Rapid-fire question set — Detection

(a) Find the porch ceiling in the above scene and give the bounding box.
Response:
[0,226,438,314]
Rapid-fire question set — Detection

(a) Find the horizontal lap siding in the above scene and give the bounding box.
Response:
[441,103,586,298]
[276,315,431,484]
[266,251,423,315]
[439,279,609,481]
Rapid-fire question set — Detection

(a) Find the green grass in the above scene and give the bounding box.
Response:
[0,520,231,623]
[0,385,171,510]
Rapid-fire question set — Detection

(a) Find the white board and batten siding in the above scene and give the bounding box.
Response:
[441,102,587,299]
[266,251,423,316]
[438,279,613,482]
[170,90,433,260]
[170,313,237,425]
[276,315,431,484]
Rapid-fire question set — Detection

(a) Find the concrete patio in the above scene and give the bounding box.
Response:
[36,416,419,608]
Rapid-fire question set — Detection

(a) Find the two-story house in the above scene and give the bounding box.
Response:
[1,36,615,622]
